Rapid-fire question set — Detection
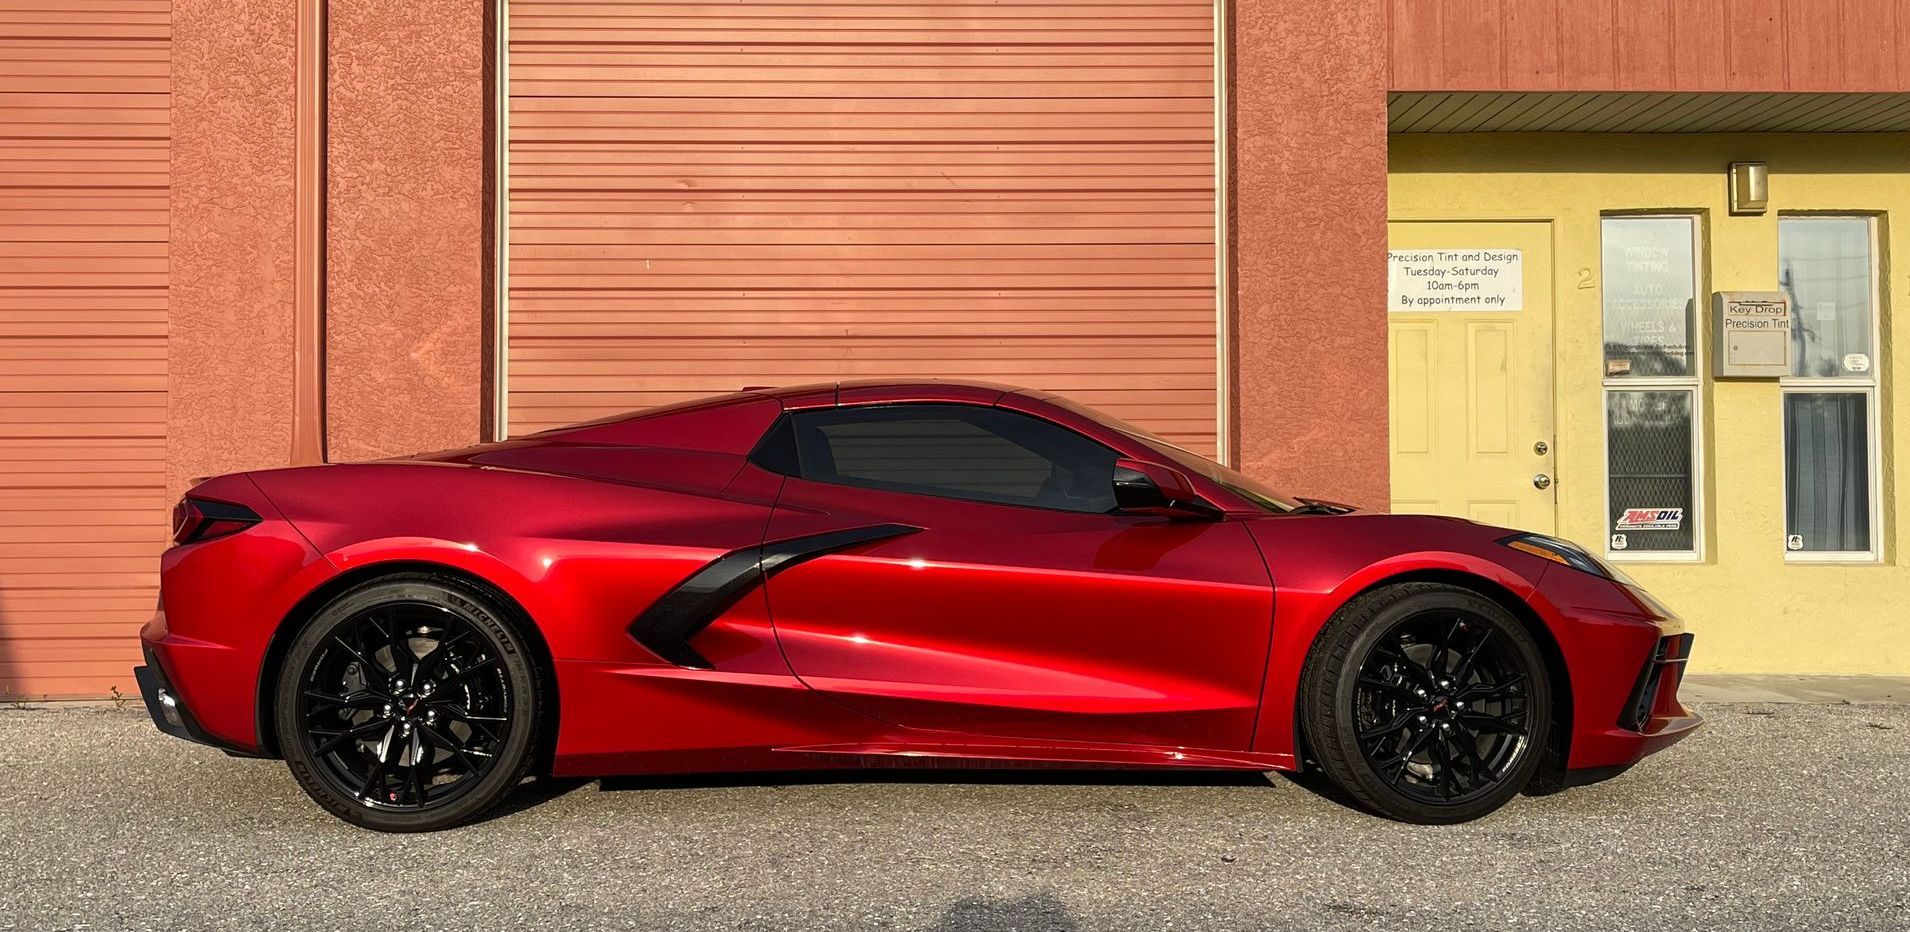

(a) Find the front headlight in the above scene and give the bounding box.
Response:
[1498,532,1638,586]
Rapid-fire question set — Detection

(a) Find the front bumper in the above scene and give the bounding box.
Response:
[1568,631,1703,773]
[133,644,265,758]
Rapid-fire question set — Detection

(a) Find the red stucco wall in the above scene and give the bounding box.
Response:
[1231,0,1392,508]
[168,0,299,498]
[169,0,1397,504]
[325,1,488,461]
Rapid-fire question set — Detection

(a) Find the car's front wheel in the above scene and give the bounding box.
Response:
[1299,582,1551,824]
[274,573,543,832]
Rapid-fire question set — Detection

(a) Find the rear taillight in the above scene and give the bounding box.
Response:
[170,497,261,546]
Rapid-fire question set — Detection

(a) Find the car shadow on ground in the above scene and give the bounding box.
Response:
[593,767,1280,793]
[479,767,1285,825]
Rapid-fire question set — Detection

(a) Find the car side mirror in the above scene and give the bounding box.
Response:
[1112,459,1221,520]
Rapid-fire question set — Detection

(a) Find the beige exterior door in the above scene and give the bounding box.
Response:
[1387,221,1555,533]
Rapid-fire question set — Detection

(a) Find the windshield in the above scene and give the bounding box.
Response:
[1037,395,1297,513]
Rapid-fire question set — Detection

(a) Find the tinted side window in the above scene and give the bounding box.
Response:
[789,405,1117,513]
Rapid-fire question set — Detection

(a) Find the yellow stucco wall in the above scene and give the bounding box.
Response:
[1388,133,1904,675]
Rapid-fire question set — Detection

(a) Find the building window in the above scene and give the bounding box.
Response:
[1779,216,1882,561]
[1601,215,1702,559]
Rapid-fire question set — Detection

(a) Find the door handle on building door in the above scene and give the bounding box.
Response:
[1533,473,1552,490]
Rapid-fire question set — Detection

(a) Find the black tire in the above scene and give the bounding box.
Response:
[1299,582,1551,824]
[275,573,543,832]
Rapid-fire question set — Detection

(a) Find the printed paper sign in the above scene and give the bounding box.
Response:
[1388,249,1523,311]
[1616,507,1683,531]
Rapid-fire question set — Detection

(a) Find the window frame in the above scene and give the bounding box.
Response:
[1599,213,1707,563]
[771,403,1127,515]
[1778,214,1885,564]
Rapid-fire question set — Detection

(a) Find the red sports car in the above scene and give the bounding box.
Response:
[137,380,1699,831]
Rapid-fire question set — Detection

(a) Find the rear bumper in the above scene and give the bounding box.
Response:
[133,644,266,758]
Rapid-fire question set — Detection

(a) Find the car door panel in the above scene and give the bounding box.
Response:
[763,477,1275,750]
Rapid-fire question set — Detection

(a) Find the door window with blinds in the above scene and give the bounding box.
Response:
[1779,216,1883,561]
[1600,216,1703,559]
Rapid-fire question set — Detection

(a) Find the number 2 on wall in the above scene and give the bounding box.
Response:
[1576,268,1595,290]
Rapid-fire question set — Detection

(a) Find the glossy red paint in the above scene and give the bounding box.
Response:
[140,380,1697,786]
[764,470,1273,750]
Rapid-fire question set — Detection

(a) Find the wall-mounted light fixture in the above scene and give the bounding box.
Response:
[1729,162,1769,215]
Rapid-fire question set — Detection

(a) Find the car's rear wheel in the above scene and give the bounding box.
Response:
[1299,582,1551,824]
[275,574,542,832]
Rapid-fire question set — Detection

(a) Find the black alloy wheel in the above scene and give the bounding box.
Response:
[1300,582,1551,823]
[276,574,541,832]
[1352,611,1532,805]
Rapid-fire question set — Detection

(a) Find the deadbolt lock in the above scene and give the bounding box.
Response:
[1534,440,1549,456]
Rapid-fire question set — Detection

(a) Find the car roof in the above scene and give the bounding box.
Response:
[749,378,1033,402]
[528,379,1043,449]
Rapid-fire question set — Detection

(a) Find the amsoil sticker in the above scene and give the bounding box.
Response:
[1616,507,1683,531]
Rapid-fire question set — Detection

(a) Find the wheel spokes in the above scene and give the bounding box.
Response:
[373,615,416,683]
[1357,673,1421,702]
[303,689,386,718]
[417,722,483,777]
[1457,710,1526,735]
[1350,608,1535,806]
[1429,734,1458,800]
[434,656,500,692]
[356,724,400,801]
[1428,619,1461,680]
[429,700,507,745]
[330,634,377,673]
[300,601,513,812]
[311,719,391,756]
[1385,636,1440,692]
[1453,731,1494,790]
[406,730,432,806]
[1452,628,1494,684]
[1358,707,1419,743]
[1457,673,1526,703]
[413,629,472,683]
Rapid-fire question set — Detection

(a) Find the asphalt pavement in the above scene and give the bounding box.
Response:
[1,701,1905,931]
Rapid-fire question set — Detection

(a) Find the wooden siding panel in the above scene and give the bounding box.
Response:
[1613,0,1676,89]
[0,2,168,699]
[506,0,1219,453]
[1557,1,1617,89]
[1390,0,1445,89]
[1501,0,1562,89]
[1902,0,1910,90]
[1438,0,1501,89]
[1783,0,1842,89]
[1838,0,1898,89]
[1723,0,1786,87]
[1670,0,1731,89]
[1392,0,1910,92]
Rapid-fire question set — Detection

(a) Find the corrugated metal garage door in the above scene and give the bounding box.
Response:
[505,0,1219,454]
[0,1,168,698]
